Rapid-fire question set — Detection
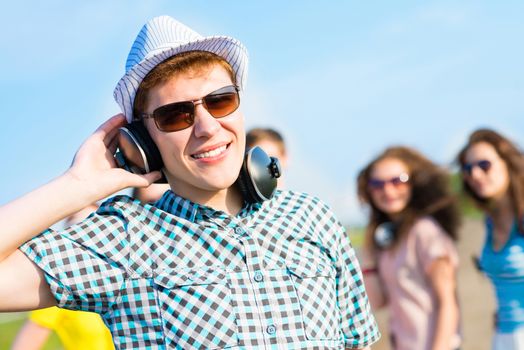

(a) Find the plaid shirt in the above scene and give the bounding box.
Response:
[21,190,379,349]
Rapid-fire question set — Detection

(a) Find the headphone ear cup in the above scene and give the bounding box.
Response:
[127,123,163,171]
[236,146,281,204]
[237,156,258,204]
[116,122,164,173]
[374,222,396,249]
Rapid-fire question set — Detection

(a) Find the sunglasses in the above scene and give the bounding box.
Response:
[138,85,240,132]
[462,159,492,176]
[368,173,410,190]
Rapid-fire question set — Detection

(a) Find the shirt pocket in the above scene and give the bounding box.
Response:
[287,261,341,340]
[153,268,239,349]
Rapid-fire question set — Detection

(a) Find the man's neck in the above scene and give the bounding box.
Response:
[169,184,244,216]
[204,188,244,215]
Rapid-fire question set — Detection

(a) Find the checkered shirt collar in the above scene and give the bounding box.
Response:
[153,190,263,223]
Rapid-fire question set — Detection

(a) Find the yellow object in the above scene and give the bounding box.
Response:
[29,307,114,350]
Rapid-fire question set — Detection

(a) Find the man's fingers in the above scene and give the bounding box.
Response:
[116,169,163,188]
[136,171,163,186]
[93,114,126,142]
[108,136,119,155]
[104,127,121,148]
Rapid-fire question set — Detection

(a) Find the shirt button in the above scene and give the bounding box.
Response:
[254,272,263,282]
[266,325,276,335]
[317,265,324,273]
[234,227,244,235]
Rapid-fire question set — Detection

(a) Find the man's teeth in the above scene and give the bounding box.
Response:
[193,145,227,159]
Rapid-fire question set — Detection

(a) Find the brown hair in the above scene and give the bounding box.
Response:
[246,128,286,155]
[357,146,460,250]
[133,51,236,118]
[457,128,524,232]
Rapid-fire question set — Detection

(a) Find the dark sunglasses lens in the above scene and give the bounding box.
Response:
[390,177,403,186]
[154,102,194,131]
[462,164,473,175]
[204,90,239,118]
[462,160,492,175]
[478,160,492,172]
[368,179,385,190]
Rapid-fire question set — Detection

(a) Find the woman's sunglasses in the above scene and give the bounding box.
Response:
[368,173,410,191]
[138,85,240,132]
[461,159,492,176]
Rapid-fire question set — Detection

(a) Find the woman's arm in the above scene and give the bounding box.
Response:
[0,114,161,311]
[362,270,387,310]
[428,257,459,350]
[360,249,387,309]
[10,319,52,350]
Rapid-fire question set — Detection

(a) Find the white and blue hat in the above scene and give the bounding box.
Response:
[113,16,248,122]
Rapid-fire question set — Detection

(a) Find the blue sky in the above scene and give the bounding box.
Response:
[1,1,523,225]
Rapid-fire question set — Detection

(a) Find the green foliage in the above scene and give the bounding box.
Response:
[449,172,483,219]
[346,226,365,249]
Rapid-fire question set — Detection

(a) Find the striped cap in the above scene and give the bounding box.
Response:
[113,16,248,122]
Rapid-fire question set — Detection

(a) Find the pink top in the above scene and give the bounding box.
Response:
[377,217,461,350]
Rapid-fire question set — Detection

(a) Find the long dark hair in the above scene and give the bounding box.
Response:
[358,146,460,250]
[457,128,524,233]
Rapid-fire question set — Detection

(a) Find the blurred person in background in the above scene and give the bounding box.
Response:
[11,203,115,350]
[358,146,461,350]
[246,127,288,188]
[457,129,524,350]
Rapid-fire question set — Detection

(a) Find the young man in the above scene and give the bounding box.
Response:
[0,16,379,349]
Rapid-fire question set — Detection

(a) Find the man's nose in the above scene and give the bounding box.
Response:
[192,104,220,137]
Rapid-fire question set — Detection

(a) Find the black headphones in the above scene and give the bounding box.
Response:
[373,222,397,249]
[114,122,282,204]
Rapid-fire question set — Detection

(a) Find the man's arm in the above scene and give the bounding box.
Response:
[332,222,380,348]
[0,114,160,312]
[0,250,55,311]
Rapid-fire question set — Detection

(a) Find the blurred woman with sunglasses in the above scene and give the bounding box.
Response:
[457,129,524,350]
[358,146,461,350]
